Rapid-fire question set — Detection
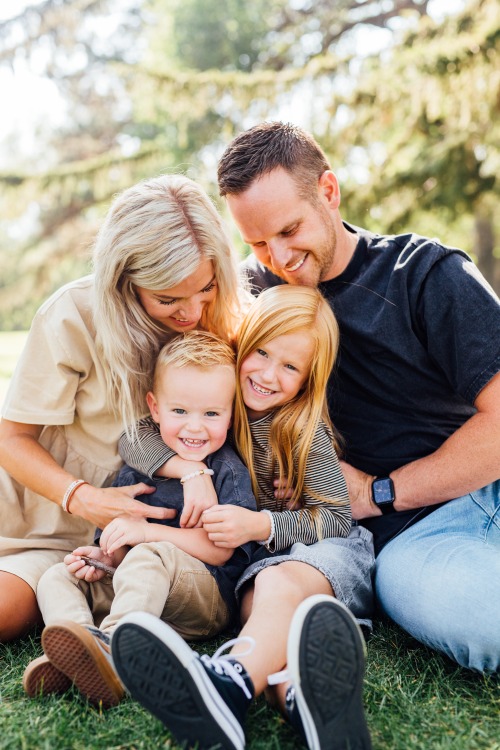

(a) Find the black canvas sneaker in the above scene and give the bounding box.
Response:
[270,595,372,750]
[112,612,255,750]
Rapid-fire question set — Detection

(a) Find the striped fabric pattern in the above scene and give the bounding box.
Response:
[249,413,351,551]
[119,413,352,552]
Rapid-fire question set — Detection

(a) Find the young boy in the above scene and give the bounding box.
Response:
[23,331,257,708]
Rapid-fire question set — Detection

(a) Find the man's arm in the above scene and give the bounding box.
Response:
[345,370,500,519]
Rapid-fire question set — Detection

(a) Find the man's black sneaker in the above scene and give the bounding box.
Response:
[112,612,254,750]
[273,595,372,750]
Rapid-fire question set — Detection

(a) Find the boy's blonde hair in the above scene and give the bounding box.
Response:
[234,285,341,509]
[92,174,246,435]
[153,330,236,393]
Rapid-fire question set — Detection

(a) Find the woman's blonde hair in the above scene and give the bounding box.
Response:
[92,174,245,433]
[234,285,341,508]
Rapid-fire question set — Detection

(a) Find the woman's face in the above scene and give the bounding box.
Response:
[134,260,217,333]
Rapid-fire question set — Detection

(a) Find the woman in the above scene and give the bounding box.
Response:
[0,174,246,642]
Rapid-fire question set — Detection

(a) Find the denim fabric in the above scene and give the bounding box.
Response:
[375,480,500,672]
[235,525,375,630]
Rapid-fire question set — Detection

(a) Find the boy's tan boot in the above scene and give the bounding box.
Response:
[41,620,124,708]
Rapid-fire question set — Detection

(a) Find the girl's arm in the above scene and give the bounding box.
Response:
[118,416,218,527]
[263,423,352,552]
[119,417,176,477]
[203,425,352,551]
[0,419,176,529]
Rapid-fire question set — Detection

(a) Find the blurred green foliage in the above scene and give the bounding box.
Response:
[0,0,498,329]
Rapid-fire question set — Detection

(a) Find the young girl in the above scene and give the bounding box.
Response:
[112,285,374,750]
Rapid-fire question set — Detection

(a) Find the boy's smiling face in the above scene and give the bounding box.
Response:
[147,363,235,461]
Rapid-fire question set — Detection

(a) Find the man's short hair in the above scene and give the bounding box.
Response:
[217,121,330,202]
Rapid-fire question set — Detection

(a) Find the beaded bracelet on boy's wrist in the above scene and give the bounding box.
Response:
[180,468,214,485]
[61,479,88,514]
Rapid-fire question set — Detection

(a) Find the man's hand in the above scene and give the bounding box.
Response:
[180,472,218,528]
[339,461,380,520]
[202,505,267,547]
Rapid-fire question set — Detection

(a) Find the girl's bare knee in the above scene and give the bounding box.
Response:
[253,564,300,599]
[254,562,332,603]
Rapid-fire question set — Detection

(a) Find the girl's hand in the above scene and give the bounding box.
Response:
[180,472,218,529]
[69,482,177,529]
[99,516,150,555]
[64,545,116,582]
[201,505,269,547]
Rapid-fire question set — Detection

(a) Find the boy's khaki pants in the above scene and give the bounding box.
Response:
[37,541,230,640]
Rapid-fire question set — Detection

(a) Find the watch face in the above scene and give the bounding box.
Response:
[373,478,394,505]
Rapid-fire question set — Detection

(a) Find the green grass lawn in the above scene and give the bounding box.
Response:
[0,332,498,748]
[1,622,499,750]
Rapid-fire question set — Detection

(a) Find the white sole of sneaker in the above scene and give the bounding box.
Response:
[112,612,245,750]
[287,594,372,750]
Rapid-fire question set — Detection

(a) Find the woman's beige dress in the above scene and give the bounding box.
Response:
[0,276,123,590]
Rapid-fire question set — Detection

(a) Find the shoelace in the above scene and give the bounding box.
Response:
[267,668,289,685]
[200,636,255,700]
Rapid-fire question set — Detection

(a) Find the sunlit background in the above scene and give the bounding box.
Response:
[0,0,498,405]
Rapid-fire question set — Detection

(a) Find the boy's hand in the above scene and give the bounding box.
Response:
[64,545,116,582]
[202,505,265,547]
[180,472,218,528]
[99,516,150,555]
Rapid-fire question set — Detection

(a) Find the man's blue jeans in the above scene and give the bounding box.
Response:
[375,480,500,673]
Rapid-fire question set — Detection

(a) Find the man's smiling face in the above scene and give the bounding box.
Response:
[226,167,341,286]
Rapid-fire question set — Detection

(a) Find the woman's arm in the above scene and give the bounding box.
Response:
[0,419,176,529]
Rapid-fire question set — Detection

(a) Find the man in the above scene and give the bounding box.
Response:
[217,121,500,674]
[111,122,499,750]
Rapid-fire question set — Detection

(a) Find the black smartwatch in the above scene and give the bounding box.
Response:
[371,477,395,515]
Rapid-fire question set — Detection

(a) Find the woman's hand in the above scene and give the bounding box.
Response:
[64,545,117,582]
[180,471,218,528]
[69,482,177,529]
[201,505,269,547]
[99,516,150,555]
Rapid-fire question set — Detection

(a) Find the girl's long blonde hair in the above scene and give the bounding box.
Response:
[234,285,341,507]
[92,174,245,434]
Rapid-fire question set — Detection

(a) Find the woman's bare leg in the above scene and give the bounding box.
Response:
[230,561,333,696]
[0,571,42,641]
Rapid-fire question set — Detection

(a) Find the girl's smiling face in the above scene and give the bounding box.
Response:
[134,260,216,332]
[239,330,315,419]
